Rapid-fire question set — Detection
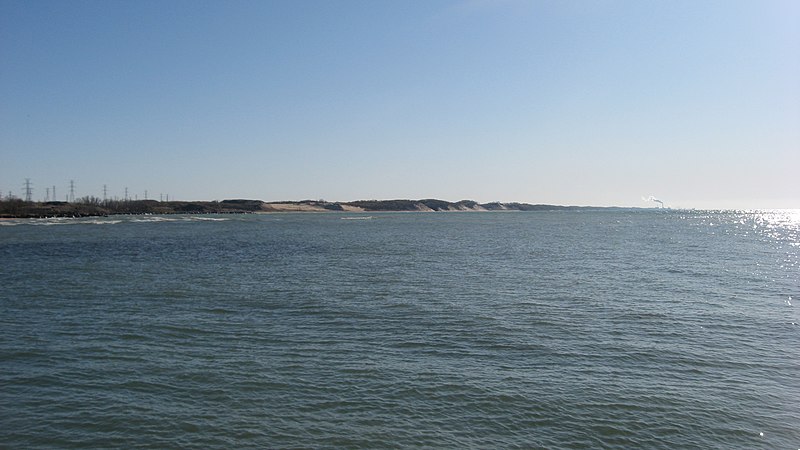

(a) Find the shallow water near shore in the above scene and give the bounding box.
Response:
[2,210,799,448]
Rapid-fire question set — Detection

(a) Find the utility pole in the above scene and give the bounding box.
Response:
[69,180,75,203]
[23,178,33,203]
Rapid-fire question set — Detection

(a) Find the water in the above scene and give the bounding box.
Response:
[1,210,798,448]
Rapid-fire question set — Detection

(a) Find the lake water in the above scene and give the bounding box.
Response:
[1,210,798,448]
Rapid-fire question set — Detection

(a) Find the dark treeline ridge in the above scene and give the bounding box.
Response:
[0,197,616,218]
[0,198,264,218]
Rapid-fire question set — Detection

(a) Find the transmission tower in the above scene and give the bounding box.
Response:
[144,190,148,200]
[69,180,75,203]
[124,187,129,201]
[46,187,50,202]
[23,178,33,202]
[103,184,108,201]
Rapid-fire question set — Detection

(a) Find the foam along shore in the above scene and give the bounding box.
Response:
[0,198,609,218]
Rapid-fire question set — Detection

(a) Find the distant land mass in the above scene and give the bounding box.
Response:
[0,198,628,219]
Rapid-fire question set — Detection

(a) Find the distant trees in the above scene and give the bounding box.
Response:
[346,199,481,211]
[419,199,451,211]
[219,199,264,211]
[0,198,25,216]
[348,199,420,211]
[77,196,102,206]
[0,197,579,218]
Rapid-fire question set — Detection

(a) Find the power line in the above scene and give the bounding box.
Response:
[23,178,33,203]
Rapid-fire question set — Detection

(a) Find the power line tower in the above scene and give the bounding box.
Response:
[46,187,50,202]
[23,178,33,203]
[52,185,56,202]
[124,187,129,201]
[69,180,75,203]
[103,184,108,201]
[144,190,148,200]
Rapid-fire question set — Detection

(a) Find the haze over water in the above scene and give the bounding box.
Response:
[1,209,798,448]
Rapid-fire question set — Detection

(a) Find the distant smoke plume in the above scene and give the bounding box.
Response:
[642,195,664,207]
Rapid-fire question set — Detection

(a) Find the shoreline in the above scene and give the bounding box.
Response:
[0,198,640,219]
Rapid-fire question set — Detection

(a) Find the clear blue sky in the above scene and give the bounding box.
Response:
[1,0,798,209]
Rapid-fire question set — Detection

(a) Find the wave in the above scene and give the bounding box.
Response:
[189,216,229,222]
[341,216,375,220]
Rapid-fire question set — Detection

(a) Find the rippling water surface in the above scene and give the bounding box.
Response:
[1,210,798,448]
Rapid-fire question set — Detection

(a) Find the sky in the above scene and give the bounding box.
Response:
[1,0,798,209]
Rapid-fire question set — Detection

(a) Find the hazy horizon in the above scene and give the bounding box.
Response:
[2,1,798,210]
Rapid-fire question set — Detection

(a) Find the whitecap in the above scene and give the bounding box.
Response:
[341,216,374,220]
[190,217,229,222]
[131,217,178,223]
